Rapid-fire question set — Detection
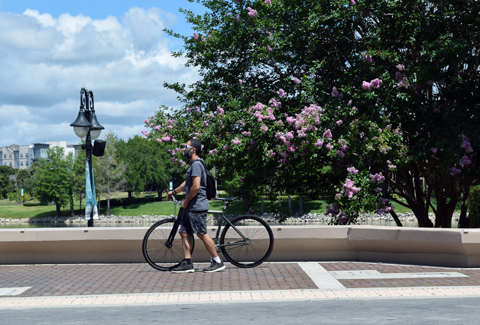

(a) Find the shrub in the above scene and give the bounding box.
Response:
[468,185,480,228]
[7,192,17,202]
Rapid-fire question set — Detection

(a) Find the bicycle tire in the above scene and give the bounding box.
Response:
[220,215,274,268]
[142,218,195,271]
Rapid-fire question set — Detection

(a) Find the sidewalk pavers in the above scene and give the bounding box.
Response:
[1,261,480,307]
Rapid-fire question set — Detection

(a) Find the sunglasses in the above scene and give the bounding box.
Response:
[184,144,193,149]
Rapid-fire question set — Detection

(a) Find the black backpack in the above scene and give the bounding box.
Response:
[194,160,217,200]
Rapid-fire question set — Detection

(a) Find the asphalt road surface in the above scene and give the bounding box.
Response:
[2,296,479,325]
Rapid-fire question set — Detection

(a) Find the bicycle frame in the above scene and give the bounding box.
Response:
[166,196,248,249]
[209,200,249,248]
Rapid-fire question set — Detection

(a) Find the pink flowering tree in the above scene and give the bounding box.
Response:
[147,0,479,227]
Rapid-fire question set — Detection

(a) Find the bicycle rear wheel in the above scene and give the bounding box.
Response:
[220,215,274,268]
[142,218,195,271]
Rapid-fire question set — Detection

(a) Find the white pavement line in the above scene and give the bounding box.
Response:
[298,262,345,290]
[330,270,469,280]
[0,287,31,296]
[2,287,480,308]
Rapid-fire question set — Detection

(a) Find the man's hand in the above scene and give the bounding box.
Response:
[167,191,173,201]
[181,200,188,210]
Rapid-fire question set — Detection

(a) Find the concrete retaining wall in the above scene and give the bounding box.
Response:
[2,226,480,267]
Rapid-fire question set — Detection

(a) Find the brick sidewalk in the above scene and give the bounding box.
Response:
[1,262,480,302]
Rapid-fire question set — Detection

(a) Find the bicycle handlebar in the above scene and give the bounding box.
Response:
[171,195,183,206]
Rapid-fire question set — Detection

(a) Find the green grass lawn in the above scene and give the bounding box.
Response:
[0,193,460,220]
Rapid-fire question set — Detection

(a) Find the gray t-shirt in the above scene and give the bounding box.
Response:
[185,159,209,212]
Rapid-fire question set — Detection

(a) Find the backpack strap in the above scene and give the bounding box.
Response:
[192,159,207,187]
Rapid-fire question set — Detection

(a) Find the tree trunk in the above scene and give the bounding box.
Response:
[298,194,304,215]
[107,189,111,217]
[388,210,403,227]
[260,195,264,214]
[128,190,132,199]
[288,195,292,215]
[70,193,75,218]
[15,169,19,203]
[278,192,281,207]
[55,202,61,217]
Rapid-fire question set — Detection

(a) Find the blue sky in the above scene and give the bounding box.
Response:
[0,0,204,43]
[0,0,204,147]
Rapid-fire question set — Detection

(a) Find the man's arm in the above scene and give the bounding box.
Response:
[167,181,186,200]
[181,176,200,209]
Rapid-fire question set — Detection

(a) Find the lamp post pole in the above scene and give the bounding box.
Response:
[84,91,95,227]
[70,88,104,227]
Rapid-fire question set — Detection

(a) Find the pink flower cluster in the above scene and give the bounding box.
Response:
[265,0,272,4]
[323,129,332,139]
[450,167,461,176]
[278,89,287,98]
[362,54,372,63]
[217,107,224,115]
[362,78,383,90]
[141,130,149,137]
[344,179,361,199]
[459,155,471,166]
[326,203,340,216]
[331,87,339,97]
[269,98,282,108]
[370,172,385,183]
[293,77,301,84]
[347,166,358,174]
[461,136,474,153]
[247,7,257,17]
[194,33,199,40]
[315,139,324,147]
[232,137,241,145]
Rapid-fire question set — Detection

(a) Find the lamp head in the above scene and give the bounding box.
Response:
[89,111,104,140]
[70,108,93,138]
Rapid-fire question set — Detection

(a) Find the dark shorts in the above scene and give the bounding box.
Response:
[179,210,208,235]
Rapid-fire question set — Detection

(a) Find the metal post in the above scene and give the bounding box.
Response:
[85,131,94,227]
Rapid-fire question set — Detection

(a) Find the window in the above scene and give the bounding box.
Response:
[3,154,5,159]
[9,154,12,158]
[40,149,47,158]
[25,153,28,158]
[20,161,23,166]
[26,161,29,166]
[9,162,12,166]
[20,153,23,158]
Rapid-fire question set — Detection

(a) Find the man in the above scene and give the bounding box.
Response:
[167,139,225,273]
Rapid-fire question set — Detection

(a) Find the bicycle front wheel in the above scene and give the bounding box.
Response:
[142,218,195,271]
[220,215,274,268]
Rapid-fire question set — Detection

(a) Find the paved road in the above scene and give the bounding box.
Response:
[2,298,480,324]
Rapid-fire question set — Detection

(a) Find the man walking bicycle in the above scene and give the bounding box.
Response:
[167,139,225,273]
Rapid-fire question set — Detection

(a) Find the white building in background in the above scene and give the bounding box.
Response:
[0,142,80,170]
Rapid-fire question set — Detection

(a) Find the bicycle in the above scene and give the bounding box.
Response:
[142,196,274,271]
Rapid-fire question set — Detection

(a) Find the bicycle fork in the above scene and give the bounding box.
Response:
[165,207,184,248]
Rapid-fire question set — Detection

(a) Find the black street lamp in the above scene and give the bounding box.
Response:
[70,88,105,227]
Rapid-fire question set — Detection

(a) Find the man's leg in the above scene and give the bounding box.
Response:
[196,233,218,258]
[197,233,225,273]
[180,232,193,259]
[171,232,195,273]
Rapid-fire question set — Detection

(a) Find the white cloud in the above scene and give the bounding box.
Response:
[0,7,197,146]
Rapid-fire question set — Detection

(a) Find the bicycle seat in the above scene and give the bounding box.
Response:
[215,197,238,201]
